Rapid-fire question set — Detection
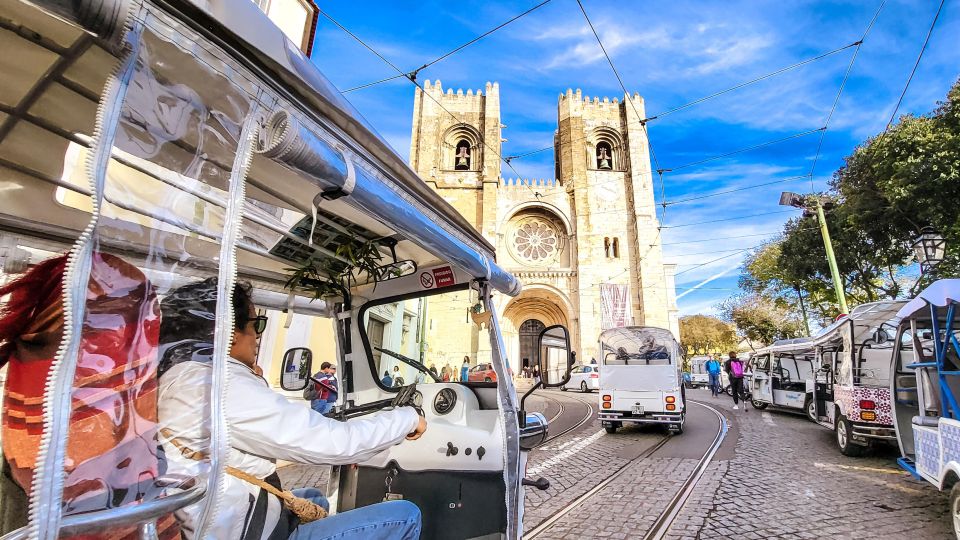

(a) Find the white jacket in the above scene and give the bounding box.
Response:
[158,359,420,540]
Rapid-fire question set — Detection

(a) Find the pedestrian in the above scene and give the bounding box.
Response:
[392,365,405,387]
[305,362,337,415]
[590,357,597,365]
[532,364,541,386]
[429,364,438,378]
[441,365,451,382]
[381,370,393,387]
[705,354,722,397]
[724,351,745,410]
[461,356,470,383]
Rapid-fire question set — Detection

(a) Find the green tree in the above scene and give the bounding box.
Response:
[679,315,738,356]
[718,294,805,347]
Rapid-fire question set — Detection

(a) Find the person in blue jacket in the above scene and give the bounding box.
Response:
[460,356,470,383]
[705,354,723,397]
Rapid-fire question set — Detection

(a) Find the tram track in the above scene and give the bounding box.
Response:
[523,400,728,540]
[539,392,594,444]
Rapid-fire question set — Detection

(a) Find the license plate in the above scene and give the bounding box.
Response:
[632,404,644,415]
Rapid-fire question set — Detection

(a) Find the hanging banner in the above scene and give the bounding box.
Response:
[601,283,632,329]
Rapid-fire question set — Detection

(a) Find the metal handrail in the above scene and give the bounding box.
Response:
[0,485,204,540]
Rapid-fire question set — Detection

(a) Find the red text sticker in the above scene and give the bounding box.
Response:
[432,266,456,288]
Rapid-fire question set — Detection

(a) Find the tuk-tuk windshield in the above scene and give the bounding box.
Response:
[600,327,675,366]
[361,286,495,388]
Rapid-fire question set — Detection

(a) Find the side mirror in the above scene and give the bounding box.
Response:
[281,347,313,391]
[873,328,889,344]
[520,412,548,450]
[537,325,574,388]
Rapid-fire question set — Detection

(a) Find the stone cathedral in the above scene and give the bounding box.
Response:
[410,80,679,365]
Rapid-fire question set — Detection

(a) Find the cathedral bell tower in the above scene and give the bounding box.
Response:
[409,80,501,243]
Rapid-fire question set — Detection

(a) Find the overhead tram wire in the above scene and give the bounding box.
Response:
[317,8,541,198]
[341,0,554,93]
[808,0,886,191]
[661,209,795,229]
[656,128,824,174]
[502,40,863,164]
[664,174,812,206]
[886,0,946,131]
[674,244,766,277]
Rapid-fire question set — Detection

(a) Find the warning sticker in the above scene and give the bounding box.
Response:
[432,266,456,288]
[419,272,435,288]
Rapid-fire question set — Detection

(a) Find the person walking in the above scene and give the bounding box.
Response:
[460,357,470,383]
[724,351,746,410]
[705,354,722,397]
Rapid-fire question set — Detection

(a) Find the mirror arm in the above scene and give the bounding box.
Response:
[518,381,544,429]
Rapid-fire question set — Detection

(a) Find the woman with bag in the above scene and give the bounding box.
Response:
[724,351,746,410]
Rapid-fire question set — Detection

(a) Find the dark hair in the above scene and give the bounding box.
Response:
[320,361,332,370]
[0,255,67,366]
[158,277,254,375]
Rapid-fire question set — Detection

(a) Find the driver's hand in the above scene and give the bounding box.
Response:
[406,415,427,440]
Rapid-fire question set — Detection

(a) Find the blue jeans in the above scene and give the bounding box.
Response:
[289,488,421,540]
[708,373,720,396]
[311,400,332,415]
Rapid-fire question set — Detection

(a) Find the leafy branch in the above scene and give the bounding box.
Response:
[284,237,396,301]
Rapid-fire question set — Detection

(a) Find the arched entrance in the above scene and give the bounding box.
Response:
[518,319,545,369]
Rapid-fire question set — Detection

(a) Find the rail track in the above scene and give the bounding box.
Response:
[523,400,728,540]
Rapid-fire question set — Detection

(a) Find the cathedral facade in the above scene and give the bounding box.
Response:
[409,80,679,366]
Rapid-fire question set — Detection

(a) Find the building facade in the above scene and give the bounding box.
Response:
[410,80,679,367]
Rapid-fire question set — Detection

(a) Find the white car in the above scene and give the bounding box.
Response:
[561,364,600,392]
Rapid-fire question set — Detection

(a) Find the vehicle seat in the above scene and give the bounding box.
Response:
[895,374,919,406]
[912,415,940,427]
[919,367,941,416]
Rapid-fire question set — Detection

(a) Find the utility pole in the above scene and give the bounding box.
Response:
[779,192,849,316]
[814,200,848,315]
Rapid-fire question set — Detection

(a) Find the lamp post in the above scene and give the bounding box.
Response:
[779,191,849,315]
[912,226,946,275]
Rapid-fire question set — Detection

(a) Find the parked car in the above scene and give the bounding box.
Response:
[561,364,600,392]
[468,363,498,382]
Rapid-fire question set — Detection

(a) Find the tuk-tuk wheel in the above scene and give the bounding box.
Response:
[671,415,685,434]
[804,396,816,422]
[750,398,768,410]
[949,482,960,538]
[835,414,865,457]
[604,422,620,434]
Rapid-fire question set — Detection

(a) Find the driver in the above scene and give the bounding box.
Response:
[157,278,426,539]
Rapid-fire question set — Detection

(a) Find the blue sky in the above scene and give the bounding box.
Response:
[308,0,958,317]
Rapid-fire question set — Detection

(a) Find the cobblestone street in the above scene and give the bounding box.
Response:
[279,386,952,538]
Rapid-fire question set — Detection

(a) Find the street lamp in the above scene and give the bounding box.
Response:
[912,226,946,274]
[779,191,849,315]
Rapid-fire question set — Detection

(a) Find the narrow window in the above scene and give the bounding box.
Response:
[613,238,620,258]
[604,237,610,258]
[455,140,471,170]
[596,142,613,170]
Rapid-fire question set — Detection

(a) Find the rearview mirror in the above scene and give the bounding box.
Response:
[537,325,573,388]
[281,347,313,391]
[873,328,890,344]
[520,412,548,450]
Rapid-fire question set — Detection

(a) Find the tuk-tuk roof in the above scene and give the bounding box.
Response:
[897,279,960,320]
[599,326,677,344]
[813,300,907,346]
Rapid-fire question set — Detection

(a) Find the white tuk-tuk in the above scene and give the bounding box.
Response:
[809,301,905,456]
[597,327,686,434]
[891,280,960,537]
[0,0,573,537]
[749,338,817,414]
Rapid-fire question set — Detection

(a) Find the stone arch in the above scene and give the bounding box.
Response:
[499,201,573,237]
[442,123,483,171]
[585,126,626,171]
[501,285,574,368]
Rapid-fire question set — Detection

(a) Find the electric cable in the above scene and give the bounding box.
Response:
[341,0,554,93]
[886,0,946,130]
[664,174,812,206]
[661,210,795,229]
[808,0,886,191]
[657,128,824,174]
[317,7,541,198]
[674,244,766,276]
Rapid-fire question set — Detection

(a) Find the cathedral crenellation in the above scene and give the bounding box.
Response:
[410,80,679,362]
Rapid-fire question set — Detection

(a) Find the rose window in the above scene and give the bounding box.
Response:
[512,219,560,262]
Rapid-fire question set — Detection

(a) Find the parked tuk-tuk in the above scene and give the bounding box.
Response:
[891,279,960,537]
[685,356,712,389]
[809,301,905,456]
[748,338,817,414]
[598,327,686,434]
[0,0,573,537]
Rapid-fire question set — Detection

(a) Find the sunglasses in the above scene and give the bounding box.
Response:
[249,315,268,335]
